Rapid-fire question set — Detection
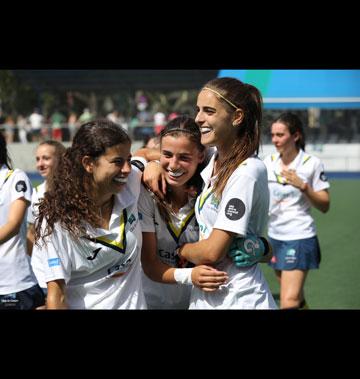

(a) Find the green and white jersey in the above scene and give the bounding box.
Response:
[138,185,199,309]
[0,165,37,294]
[190,154,277,309]
[264,149,330,240]
[40,166,146,309]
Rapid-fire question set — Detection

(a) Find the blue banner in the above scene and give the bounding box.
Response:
[218,70,360,109]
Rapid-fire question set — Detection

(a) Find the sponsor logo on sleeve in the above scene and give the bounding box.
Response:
[224,198,245,220]
[15,180,27,192]
[48,258,61,267]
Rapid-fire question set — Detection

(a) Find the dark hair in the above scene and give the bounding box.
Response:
[158,115,205,222]
[0,132,13,169]
[201,77,263,197]
[274,112,306,151]
[35,119,131,243]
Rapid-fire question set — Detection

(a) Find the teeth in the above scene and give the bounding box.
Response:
[201,127,212,134]
[114,177,127,183]
[168,170,184,177]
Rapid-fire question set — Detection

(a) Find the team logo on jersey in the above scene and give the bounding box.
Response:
[87,247,102,261]
[225,198,245,220]
[15,180,27,192]
[320,171,328,182]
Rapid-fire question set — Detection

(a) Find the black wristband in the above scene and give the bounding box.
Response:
[131,160,145,172]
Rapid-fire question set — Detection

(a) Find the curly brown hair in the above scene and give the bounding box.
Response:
[35,119,131,244]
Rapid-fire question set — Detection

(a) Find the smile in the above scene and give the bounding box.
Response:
[167,170,185,178]
[114,177,128,184]
[200,127,212,134]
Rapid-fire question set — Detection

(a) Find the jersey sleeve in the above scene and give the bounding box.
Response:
[213,172,256,237]
[41,224,72,285]
[9,170,32,204]
[138,184,156,233]
[311,159,330,192]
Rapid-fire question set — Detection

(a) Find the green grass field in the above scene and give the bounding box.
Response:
[260,179,360,309]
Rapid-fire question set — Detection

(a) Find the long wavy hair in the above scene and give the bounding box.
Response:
[201,77,263,197]
[35,119,131,243]
[157,115,206,222]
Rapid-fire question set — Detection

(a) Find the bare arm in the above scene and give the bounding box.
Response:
[281,169,330,213]
[0,198,29,244]
[26,223,35,256]
[179,228,234,265]
[133,147,161,162]
[141,232,228,291]
[46,279,67,309]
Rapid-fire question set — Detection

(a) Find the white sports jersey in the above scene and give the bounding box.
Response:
[28,181,47,288]
[0,165,38,294]
[264,150,330,240]
[138,185,198,309]
[40,165,147,309]
[189,154,277,309]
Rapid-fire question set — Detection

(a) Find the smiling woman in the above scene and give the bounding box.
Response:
[34,119,148,309]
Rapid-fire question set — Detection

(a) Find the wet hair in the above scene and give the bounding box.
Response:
[201,77,263,197]
[35,119,131,243]
[0,132,13,169]
[157,115,206,222]
[274,112,306,151]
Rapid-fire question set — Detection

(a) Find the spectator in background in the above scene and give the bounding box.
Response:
[153,111,166,135]
[0,132,45,309]
[67,112,78,141]
[50,109,66,141]
[17,114,31,143]
[27,140,66,298]
[263,112,330,309]
[29,108,44,142]
[78,108,93,124]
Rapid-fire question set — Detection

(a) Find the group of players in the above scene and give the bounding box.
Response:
[0,77,330,310]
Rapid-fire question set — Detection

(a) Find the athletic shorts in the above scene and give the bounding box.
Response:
[0,284,46,310]
[268,236,321,271]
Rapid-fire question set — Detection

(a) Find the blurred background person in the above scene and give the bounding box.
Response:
[264,112,330,309]
[29,108,44,142]
[27,140,66,298]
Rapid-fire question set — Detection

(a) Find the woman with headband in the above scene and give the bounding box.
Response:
[173,77,276,309]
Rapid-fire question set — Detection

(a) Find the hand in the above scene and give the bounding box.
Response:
[142,161,167,199]
[280,169,306,191]
[191,265,228,292]
[228,235,266,268]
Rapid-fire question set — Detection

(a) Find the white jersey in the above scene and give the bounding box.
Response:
[138,185,199,309]
[264,150,330,240]
[40,165,147,309]
[190,154,277,309]
[0,165,37,294]
[28,181,47,288]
